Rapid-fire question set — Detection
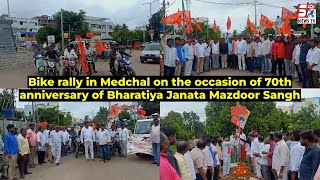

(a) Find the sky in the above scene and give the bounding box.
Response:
[0,0,159,29]
[160,89,320,121]
[165,0,318,32]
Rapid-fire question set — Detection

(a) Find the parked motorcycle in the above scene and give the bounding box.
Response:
[111,52,136,76]
[46,58,59,76]
[64,57,79,76]
[34,54,45,76]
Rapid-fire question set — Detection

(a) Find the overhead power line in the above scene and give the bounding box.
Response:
[194,0,253,5]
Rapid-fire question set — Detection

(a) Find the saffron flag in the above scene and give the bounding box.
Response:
[110,104,121,117]
[181,10,191,23]
[227,16,231,31]
[260,14,274,29]
[282,16,292,37]
[213,20,218,32]
[275,23,281,34]
[76,35,88,73]
[303,24,307,29]
[281,7,298,20]
[86,32,94,39]
[247,15,259,35]
[194,19,202,32]
[186,23,193,34]
[161,11,182,26]
[94,40,107,53]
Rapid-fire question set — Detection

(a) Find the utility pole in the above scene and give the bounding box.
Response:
[311,24,314,39]
[31,101,35,124]
[7,0,10,17]
[182,0,186,39]
[143,24,146,43]
[253,0,257,27]
[60,9,65,51]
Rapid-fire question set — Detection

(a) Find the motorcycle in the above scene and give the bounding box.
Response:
[86,55,96,76]
[64,57,79,76]
[46,58,59,76]
[111,52,136,76]
[34,54,45,76]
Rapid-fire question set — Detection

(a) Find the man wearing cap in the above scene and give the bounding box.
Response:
[119,123,129,157]
[4,124,19,180]
[26,123,37,168]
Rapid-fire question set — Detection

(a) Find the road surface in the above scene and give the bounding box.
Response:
[0,50,159,88]
[194,69,301,88]
[23,154,158,180]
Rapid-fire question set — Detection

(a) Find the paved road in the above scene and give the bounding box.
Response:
[23,154,158,180]
[193,68,301,88]
[0,50,159,88]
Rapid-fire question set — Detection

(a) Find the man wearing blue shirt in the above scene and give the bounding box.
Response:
[4,124,19,180]
[299,35,311,88]
[174,37,186,76]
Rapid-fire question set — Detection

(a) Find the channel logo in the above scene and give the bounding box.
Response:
[297,4,317,24]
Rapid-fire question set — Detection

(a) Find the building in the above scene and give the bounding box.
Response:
[23,102,60,117]
[33,15,53,26]
[292,97,320,114]
[278,106,293,114]
[84,16,113,41]
[193,17,209,24]
[0,14,42,41]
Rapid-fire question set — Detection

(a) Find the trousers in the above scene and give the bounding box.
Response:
[120,140,128,156]
[6,155,17,180]
[84,141,94,160]
[51,145,61,164]
[223,155,230,175]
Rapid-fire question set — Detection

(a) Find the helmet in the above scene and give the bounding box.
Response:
[110,42,118,46]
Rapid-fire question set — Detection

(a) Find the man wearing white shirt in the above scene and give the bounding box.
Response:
[184,39,195,76]
[37,127,46,165]
[254,38,263,73]
[211,39,220,70]
[222,138,232,176]
[185,150,196,180]
[149,118,160,165]
[61,127,69,156]
[195,39,206,74]
[80,121,95,161]
[161,34,179,76]
[204,41,211,72]
[257,137,271,180]
[262,35,271,74]
[63,44,78,59]
[253,136,265,179]
[44,125,52,163]
[236,35,247,70]
[50,126,63,165]
[249,133,260,176]
[306,39,320,88]
[272,132,289,180]
[97,124,111,163]
[289,130,305,180]
[292,38,302,82]
[203,137,215,180]
[119,123,129,157]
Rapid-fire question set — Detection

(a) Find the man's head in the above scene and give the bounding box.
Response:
[255,37,260,43]
[85,43,90,49]
[175,37,181,46]
[71,127,74,131]
[181,39,186,45]
[273,131,283,143]
[7,124,15,133]
[276,36,281,42]
[84,121,89,128]
[310,39,319,48]
[14,128,18,135]
[160,126,176,146]
[39,127,44,133]
[214,39,218,43]
[196,139,206,150]
[268,132,274,141]
[55,125,60,132]
[21,128,27,137]
[167,38,174,47]
[70,44,75,49]
[29,123,35,130]
[263,34,268,40]
[49,45,54,51]
[176,141,189,155]
[100,124,105,130]
[160,132,169,153]
[258,136,264,143]
[212,137,218,145]
[247,38,252,43]
[153,118,159,126]
[205,136,212,146]
[269,35,274,41]
[238,35,243,40]
[284,132,292,141]
[121,123,126,129]
[300,35,307,44]
[187,38,192,45]
[111,124,116,130]
[300,130,315,146]
[313,129,320,143]
[292,130,302,142]
[248,133,255,141]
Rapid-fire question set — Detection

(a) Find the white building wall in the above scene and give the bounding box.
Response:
[292,97,320,114]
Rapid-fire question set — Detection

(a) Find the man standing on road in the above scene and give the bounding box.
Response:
[61,127,69,156]
[17,128,31,179]
[37,127,46,165]
[190,140,207,180]
[175,141,192,180]
[219,38,228,69]
[119,123,129,157]
[262,34,271,74]
[236,35,247,71]
[26,123,37,168]
[45,125,53,163]
[299,35,311,87]
[173,37,186,76]
[195,39,205,75]
[184,38,195,76]
[4,124,19,180]
[306,39,320,88]
[211,39,220,70]
[272,131,289,180]
[80,121,95,161]
[50,126,63,166]
[97,124,111,163]
[149,118,160,166]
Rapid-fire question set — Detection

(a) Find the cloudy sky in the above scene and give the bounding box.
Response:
[165,0,317,32]
[160,89,320,121]
[0,0,159,29]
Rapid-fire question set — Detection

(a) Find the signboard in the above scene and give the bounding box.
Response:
[47,35,55,45]
[149,30,154,36]
[64,33,69,39]
[127,137,153,156]
[230,109,250,129]
[298,4,316,24]
[231,106,247,116]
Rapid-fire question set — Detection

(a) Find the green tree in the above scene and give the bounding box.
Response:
[37,108,74,125]
[147,10,161,41]
[263,28,276,36]
[139,101,160,116]
[111,24,132,45]
[118,110,131,120]
[233,30,238,36]
[161,111,192,140]
[93,106,109,123]
[15,111,24,120]
[36,25,58,43]
[289,105,318,130]
[241,26,254,38]
[0,89,15,118]
[60,113,73,126]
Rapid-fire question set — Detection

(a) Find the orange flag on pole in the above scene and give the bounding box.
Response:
[281,7,298,20]
[247,15,259,35]
[194,19,202,32]
[161,11,182,25]
[86,32,94,39]
[282,16,292,37]
[186,23,193,34]
[213,19,218,32]
[94,40,107,53]
[76,35,89,73]
[181,10,191,23]
[260,14,274,29]
[227,16,231,31]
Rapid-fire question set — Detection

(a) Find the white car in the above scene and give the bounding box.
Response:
[140,43,160,63]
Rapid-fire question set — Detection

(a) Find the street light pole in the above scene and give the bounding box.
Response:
[7,0,10,17]
[60,9,65,51]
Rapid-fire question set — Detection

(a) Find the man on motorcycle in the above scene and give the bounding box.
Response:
[81,43,97,73]
[45,45,60,75]
[109,42,132,72]
[62,44,78,76]
[33,45,45,66]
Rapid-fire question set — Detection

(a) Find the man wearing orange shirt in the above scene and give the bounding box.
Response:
[274,35,286,76]
[26,123,37,168]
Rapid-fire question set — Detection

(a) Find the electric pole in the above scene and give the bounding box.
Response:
[31,101,35,124]
[253,0,257,27]
[60,9,65,51]
[7,0,10,17]
[182,0,186,39]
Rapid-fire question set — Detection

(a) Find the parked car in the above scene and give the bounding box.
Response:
[140,43,160,63]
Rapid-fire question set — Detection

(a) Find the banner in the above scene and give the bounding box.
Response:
[127,137,153,156]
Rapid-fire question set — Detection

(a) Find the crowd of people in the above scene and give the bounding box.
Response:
[161,32,320,88]
[0,121,133,180]
[160,126,320,180]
